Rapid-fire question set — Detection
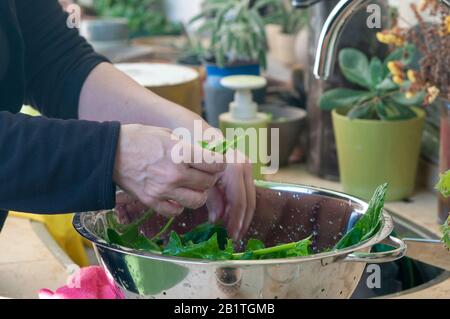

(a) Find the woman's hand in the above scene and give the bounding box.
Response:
[113,124,226,217]
[207,150,256,240]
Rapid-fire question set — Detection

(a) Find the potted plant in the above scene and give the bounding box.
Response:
[265,2,309,66]
[189,0,273,127]
[93,0,182,37]
[376,1,449,215]
[319,44,428,201]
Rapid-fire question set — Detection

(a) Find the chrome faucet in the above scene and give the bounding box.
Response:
[292,0,450,80]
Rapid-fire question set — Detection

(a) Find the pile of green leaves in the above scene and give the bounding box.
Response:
[190,0,273,68]
[435,170,450,249]
[334,183,388,250]
[319,45,425,120]
[105,216,313,260]
[93,0,181,36]
[103,183,388,260]
[103,133,388,258]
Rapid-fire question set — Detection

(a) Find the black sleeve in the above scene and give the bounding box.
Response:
[0,111,120,214]
[16,0,109,119]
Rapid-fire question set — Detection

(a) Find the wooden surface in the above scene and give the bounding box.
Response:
[0,164,448,298]
[0,218,68,299]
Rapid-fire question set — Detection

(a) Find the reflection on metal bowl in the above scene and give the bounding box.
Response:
[73,181,405,299]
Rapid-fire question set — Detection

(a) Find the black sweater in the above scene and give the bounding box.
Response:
[0,0,120,220]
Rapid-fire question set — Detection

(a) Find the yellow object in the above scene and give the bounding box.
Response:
[9,212,89,266]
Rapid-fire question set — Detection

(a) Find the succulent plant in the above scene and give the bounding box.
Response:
[319,46,426,120]
[190,0,276,68]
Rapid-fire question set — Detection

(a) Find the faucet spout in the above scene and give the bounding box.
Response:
[313,0,450,80]
[313,0,373,80]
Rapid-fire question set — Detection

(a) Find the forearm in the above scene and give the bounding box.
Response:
[0,111,119,213]
[79,63,214,137]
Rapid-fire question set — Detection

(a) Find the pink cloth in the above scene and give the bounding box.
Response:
[39,266,124,299]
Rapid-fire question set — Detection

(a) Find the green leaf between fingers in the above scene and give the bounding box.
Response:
[335,183,388,250]
[338,48,372,89]
[435,170,450,198]
[319,88,374,110]
[200,135,243,154]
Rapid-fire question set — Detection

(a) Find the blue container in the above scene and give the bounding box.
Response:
[204,63,264,127]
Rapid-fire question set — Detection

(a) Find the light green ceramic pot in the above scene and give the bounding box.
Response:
[332,107,425,201]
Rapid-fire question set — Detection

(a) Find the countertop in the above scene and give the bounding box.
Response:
[0,164,448,298]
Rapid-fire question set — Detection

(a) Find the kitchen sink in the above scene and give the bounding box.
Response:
[352,211,449,298]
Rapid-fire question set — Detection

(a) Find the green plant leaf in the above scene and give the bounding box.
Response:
[235,236,312,259]
[442,216,449,249]
[201,135,243,154]
[436,170,450,198]
[375,100,388,120]
[163,232,234,260]
[376,78,398,91]
[390,91,425,107]
[347,101,376,120]
[182,222,229,250]
[338,48,372,89]
[370,57,383,89]
[319,88,374,110]
[335,183,388,250]
[384,102,418,121]
[245,238,265,251]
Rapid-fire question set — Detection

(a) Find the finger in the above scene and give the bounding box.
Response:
[189,144,226,173]
[225,167,247,240]
[206,186,225,223]
[189,161,226,174]
[154,200,184,217]
[240,163,256,239]
[166,188,208,210]
[178,168,218,191]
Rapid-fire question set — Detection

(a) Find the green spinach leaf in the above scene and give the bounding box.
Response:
[335,183,388,250]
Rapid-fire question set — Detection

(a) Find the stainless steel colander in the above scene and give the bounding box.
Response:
[73,180,405,299]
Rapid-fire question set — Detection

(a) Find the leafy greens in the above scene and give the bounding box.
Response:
[334,183,388,250]
[104,133,389,258]
[435,170,450,249]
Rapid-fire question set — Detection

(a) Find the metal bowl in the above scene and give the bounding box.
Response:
[73,181,406,299]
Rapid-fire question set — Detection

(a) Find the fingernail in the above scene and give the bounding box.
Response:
[209,210,217,223]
